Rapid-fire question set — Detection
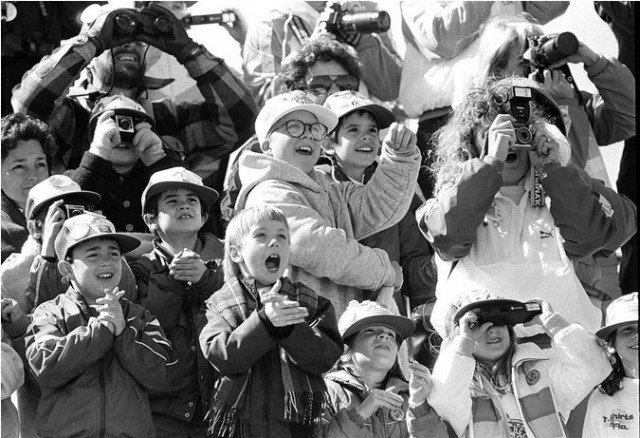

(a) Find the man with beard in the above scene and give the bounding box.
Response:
[11,3,258,193]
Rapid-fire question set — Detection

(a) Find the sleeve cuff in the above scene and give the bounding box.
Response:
[541,312,570,338]
[347,407,366,427]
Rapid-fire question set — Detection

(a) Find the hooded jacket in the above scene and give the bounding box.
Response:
[235,143,420,318]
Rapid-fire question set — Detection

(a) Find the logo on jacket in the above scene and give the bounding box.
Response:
[525,369,540,385]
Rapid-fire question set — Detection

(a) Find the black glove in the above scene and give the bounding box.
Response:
[135,4,199,63]
[83,8,136,55]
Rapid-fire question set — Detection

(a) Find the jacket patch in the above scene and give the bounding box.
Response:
[525,369,540,386]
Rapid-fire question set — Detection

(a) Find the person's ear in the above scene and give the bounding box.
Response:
[260,139,271,154]
[143,213,159,233]
[229,245,243,263]
[201,211,209,226]
[58,260,75,281]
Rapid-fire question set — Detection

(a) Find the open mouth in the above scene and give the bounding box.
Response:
[178,213,193,219]
[265,254,281,272]
[486,337,502,345]
[295,146,313,156]
[97,273,113,279]
[355,146,374,153]
[505,151,518,163]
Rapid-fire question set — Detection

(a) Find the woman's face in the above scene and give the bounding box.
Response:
[614,323,638,378]
[473,324,512,365]
[350,324,399,374]
[1,139,49,209]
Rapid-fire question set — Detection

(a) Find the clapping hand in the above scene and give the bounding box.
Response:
[93,287,126,336]
[262,280,308,327]
[170,249,207,284]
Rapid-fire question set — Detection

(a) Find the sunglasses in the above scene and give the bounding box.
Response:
[272,120,329,141]
[305,75,359,97]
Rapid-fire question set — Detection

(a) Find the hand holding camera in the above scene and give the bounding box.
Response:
[82,8,137,55]
[133,121,165,167]
[89,110,121,160]
[528,121,563,170]
[40,199,66,258]
[484,114,515,162]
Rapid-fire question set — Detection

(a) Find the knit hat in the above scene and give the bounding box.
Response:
[323,90,395,130]
[339,300,415,342]
[596,292,638,340]
[55,213,141,260]
[255,91,338,144]
[24,175,101,220]
[141,166,218,213]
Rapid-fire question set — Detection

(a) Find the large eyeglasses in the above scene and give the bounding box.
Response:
[273,120,329,141]
[305,74,359,97]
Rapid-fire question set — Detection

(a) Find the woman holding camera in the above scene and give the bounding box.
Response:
[426,289,611,438]
[416,77,635,346]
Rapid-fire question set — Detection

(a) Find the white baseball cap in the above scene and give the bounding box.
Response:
[255,91,338,144]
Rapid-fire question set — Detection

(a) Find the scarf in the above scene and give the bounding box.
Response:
[207,276,327,437]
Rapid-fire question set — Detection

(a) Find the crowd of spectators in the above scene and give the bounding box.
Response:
[1,2,637,438]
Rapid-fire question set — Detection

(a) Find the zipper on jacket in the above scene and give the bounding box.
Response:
[99,358,106,438]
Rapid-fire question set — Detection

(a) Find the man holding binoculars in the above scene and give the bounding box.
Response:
[11,3,258,196]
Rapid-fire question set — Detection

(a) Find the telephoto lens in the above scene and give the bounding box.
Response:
[532,32,579,67]
[338,10,390,33]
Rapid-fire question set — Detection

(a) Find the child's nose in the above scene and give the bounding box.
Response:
[268,238,279,247]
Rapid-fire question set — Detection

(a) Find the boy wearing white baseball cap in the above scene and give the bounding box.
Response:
[320,90,437,315]
[235,90,421,318]
[131,166,224,435]
[25,213,174,438]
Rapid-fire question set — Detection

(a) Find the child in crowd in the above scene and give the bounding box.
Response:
[318,300,450,437]
[199,205,343,437]
[418,77,636,342]
[235,90,421,318]
[427,290,612,438]
[320,90,437,314]
[25,213,175,438]
[567,292,639,437]
[131,166,224,437]
[65,94,181,233]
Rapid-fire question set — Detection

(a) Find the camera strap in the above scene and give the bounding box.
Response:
[530,167,545,208]
[289,15,312,44]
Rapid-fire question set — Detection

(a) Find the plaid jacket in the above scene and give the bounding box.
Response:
[11,35,258,188]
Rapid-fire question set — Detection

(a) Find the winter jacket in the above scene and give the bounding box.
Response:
[200,276,343,437]
[130,233,224,425]
[242,2,402,107]
[315,159,436,310]
[25,287,175,438]
[318,369,452,438]
[2,336,24,438]
[428,314,612,438]
[235,142,421,318]
[418,159,636,338]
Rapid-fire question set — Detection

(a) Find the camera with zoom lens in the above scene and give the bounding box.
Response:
[526,31,579,70]
[181,11,236,28]
[454,299,543,328]
[508,86,535,150]
[113,7,173,37]
[323,2,390,35]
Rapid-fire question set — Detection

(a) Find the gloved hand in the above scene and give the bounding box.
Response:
[83,8,136,55]
[135,4,199,63]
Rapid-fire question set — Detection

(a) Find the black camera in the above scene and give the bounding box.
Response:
[113,7,173,37]
[181,11,236,28]
[508,86,535,150]
[114,114,136,140]
[64,204,87,218]
[323,2,390,35]
[526,32,579,70]
[454,299,543,328]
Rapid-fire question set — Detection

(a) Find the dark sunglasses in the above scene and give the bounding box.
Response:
[272,120,328,141]
[305,75,359,96]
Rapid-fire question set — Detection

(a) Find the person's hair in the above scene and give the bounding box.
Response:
[1,113,56,162]
[223,205,289,282]
[430,76,563,195]
[279,36,362,92]
[474,14,543,82]
[331,109,379,141]
[598,331,627,396]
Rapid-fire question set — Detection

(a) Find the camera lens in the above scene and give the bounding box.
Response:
[515,126,533,144]
[117,118,132,131]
